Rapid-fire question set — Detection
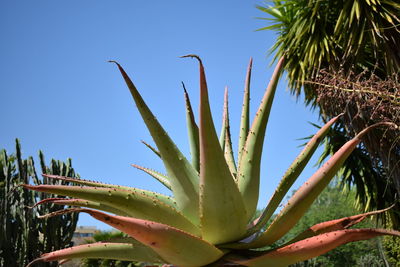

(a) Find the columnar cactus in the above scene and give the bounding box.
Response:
[0,140,79,267]
[25,56,399,266]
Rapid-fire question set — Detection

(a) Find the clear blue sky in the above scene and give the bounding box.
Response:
[1,1,322,230]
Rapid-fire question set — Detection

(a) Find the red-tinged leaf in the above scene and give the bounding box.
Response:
[68,208,224,267]
[286,205,394,245]
[231,229,400,267]
[26,242,164,267]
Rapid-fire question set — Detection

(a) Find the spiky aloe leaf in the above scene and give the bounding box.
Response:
[285,205,394,245]
[219,87,228,150]
[238,57,285,220]
[231,229,400,267]
[183,82,200,172]
[221,87,237,178]
[27,241,164,267]
[42,174,175,207]
[238,57,252,166]
[244,114,342,237]
[240,122,396,248]
[182,55,247,244]
[224,131,237,180]
[141,140,161,158]
[23,184,200,236]
[110,61,200,224]
[33,198,130,217]
[131,164,171,190]
[66,208,224,267]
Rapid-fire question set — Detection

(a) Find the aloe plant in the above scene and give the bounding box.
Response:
[25,56,399,267]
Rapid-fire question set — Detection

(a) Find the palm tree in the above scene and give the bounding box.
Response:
[257,0,400,227]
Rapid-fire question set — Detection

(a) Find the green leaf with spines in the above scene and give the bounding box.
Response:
[34,197,131,217]
[140,140,161,158]
[182,82,200,172]
[221,87,237,178]
[24,184,200,236]
[182,55,247,244]
[242,114,342,238]
[42,174,175,207]
[131,164,171,190]
[237,56,285,221]
[110,61,200,224]
[219,88,228,151]
[237,122,396,249]
[238,58,252,168]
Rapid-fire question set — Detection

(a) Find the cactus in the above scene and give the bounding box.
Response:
[25,57,399,266]
[0,139,79,266]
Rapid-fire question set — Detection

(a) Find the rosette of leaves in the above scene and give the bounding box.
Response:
[25,56,399,267]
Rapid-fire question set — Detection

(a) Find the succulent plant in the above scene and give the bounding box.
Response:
[25,56,399,267]
[1,139,78,267]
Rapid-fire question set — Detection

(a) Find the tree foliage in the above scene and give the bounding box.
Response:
[383,230,400,266]
[257,0,400,228]
[257,0,400,102]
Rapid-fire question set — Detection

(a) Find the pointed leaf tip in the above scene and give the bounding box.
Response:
[182,82,200,172]
[219,86,229,148]
[108,60,121,67]
[180,54,202,63]
[238,57,253,169]
[26,258,43,267]
[140,140,161,158]
[355,122,398,139]
[131,164,172,190]
[182,81,188,94]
